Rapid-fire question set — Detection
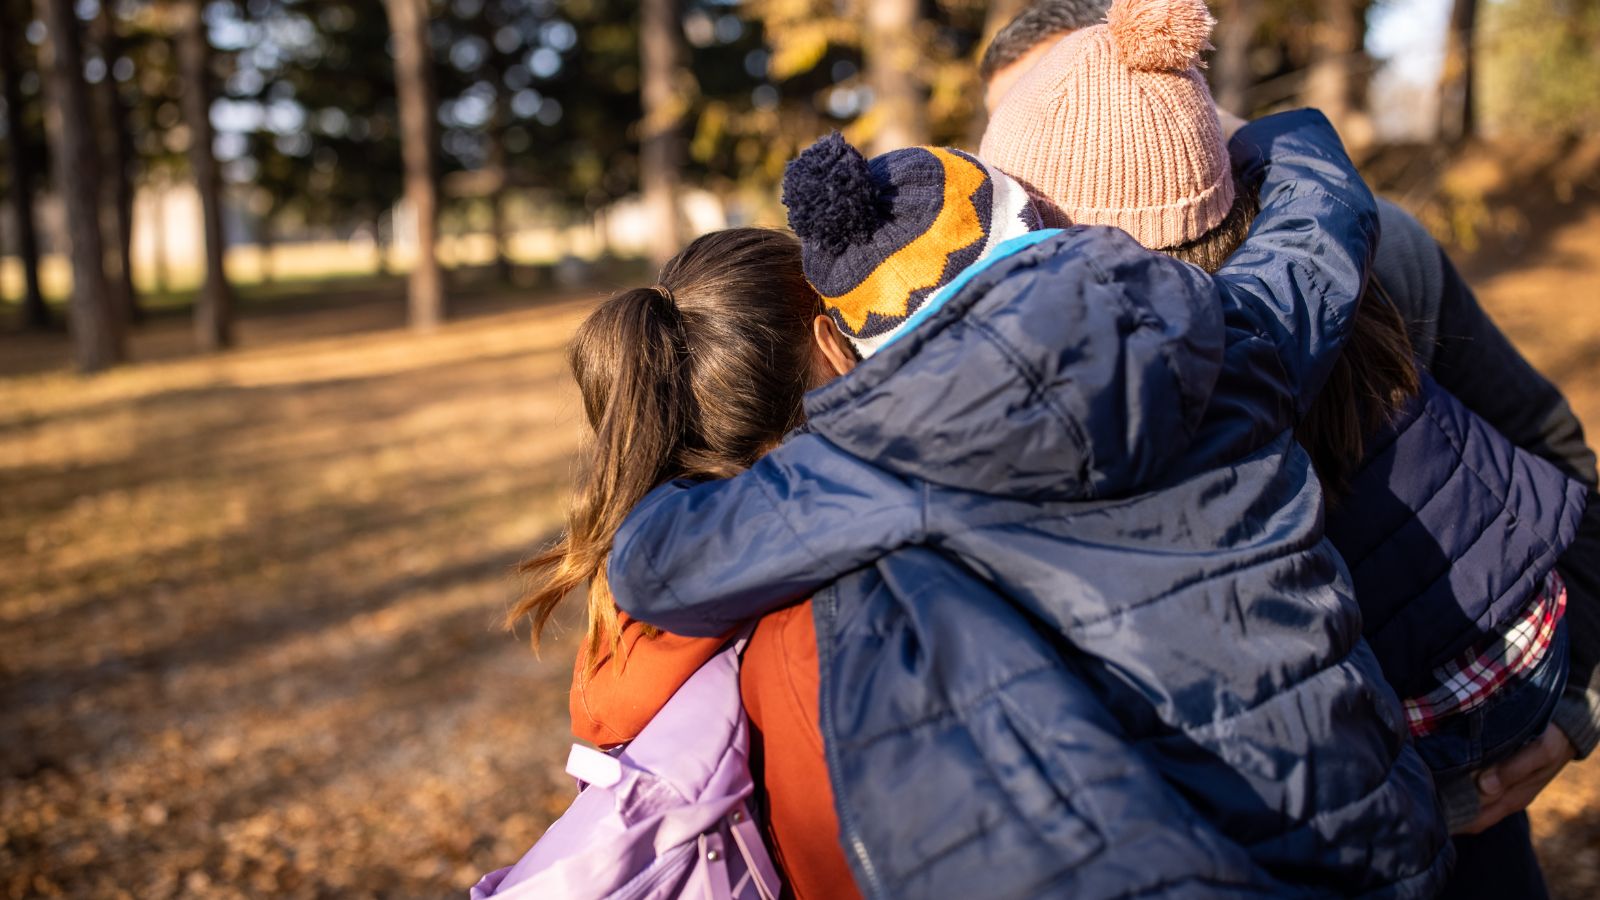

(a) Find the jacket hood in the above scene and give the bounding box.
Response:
[802,228,1226,500]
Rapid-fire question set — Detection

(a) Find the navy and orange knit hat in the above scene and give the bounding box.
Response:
[781,133,1042,357]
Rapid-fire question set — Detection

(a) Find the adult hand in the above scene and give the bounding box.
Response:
[1456,724,1577,834]
[1217,108,1248,142]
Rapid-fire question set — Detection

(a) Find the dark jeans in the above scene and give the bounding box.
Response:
[1417,620,1570,830]
[1438,811,1549,900]
[1417,621,1571,780]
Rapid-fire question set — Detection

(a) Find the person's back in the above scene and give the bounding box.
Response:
[492,229,857,897]
[607,103,1450,894]
[980,0,1588,834]
[494,228,1296,899]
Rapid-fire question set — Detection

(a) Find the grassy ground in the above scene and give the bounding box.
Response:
[1,198,1598,897]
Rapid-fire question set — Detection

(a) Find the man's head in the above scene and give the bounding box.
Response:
[980,0,1112,113]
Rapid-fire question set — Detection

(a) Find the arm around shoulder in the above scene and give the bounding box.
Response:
[607,432,925,636]
[1220,109,1381,414]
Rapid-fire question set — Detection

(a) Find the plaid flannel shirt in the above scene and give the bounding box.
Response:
[1404,572,1568,738]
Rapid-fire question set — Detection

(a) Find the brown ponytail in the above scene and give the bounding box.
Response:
[1163,185,1421,500]
[507,228,822,671]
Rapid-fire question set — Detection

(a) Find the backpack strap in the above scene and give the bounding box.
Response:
[727,802,782,900]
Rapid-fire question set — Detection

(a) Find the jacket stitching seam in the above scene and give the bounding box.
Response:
[1417,401,1563,562]
[1338,448,1467,574]
[835,661,1064,747]
[1031,529,1328,632]
[965,316,1096,496]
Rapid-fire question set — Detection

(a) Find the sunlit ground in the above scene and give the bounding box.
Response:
[0,280,604,897]
[1476,205,1600,896]
[1,203,1599,897]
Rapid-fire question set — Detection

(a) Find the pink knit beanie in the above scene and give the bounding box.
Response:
[978,0,1234,249]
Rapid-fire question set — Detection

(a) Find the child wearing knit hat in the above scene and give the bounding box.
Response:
[980,0,1583,838]
[781,133,1042,358]
[980,0,1231,248]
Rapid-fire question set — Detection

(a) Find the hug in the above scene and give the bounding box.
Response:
[477,0,1600,897]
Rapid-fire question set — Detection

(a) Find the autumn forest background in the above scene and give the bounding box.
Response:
[3,0,1600,897]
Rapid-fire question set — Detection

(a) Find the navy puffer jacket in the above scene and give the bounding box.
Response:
[1328,371,1587,697]
[610,112,1451,898]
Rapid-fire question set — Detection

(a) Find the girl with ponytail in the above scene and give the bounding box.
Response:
[506,227,862,900]
[508,227,822,665]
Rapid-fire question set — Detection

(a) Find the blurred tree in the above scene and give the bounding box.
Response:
[546,1,651,220]
[864,0,929,155]
[1480,0,1600,137]
[641,0,689,267]
[1212,0,1262,114]
[384,0,445,328]
[37,0,125,370]
[1,0,50,329]
[1438,0,1476,143]
[90,0,141,324]
[175,0,234,349]
[473,8,514,283]
[228,1,404,275]
[967,0,1030,139]
[104,1,184,296]
[721,0,982,190]
[1303,0,1373,146]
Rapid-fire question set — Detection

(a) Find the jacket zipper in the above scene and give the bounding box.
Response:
[814,583,888,899]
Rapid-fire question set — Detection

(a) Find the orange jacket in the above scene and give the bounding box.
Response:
[571,608,860,900]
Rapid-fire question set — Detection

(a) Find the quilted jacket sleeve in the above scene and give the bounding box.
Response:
[1218,109,1381,418]
[606,432,925,637]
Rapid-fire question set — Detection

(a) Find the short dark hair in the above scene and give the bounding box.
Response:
[979,0,1113,83]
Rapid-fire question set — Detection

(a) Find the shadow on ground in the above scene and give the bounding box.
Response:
[0,283,603,898]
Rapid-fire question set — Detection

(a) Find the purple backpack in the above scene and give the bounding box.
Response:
[470,642,783,900]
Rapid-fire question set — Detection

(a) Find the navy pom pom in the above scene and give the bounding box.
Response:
[782,132,884,257]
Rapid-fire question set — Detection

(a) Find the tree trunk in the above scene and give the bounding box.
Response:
[487,96,513,283]
[640,0,688,269]
[864,0,929,156]
[967,0,1030,144]
[488,190,511,282]
[1303,0,1373,148]
[479,17,513,284]
[1212,0,1261,115]
[257,213,274,285]
[1,3,50,330]
[1438,0,1476,143]
[372,208,390,276]
[37,0,123,371]
[91,1,140,325]
[176,0,234,350]
[384,0,445,329]
[150,177,170,295]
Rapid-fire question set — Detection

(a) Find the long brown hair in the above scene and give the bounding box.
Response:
[508,228,822,671]
[1164,185,1421,498]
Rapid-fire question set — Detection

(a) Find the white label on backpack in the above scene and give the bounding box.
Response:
[565,744,624,789]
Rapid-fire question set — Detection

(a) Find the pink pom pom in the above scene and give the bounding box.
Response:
[1106,0,1216,73]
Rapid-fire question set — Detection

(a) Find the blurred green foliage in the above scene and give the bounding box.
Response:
[1481,0,1600,137]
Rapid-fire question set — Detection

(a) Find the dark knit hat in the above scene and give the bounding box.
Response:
[782,133,1041,356]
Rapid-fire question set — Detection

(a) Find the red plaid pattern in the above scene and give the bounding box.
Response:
[1403,572,1567,738]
